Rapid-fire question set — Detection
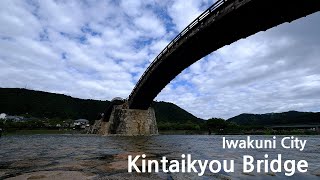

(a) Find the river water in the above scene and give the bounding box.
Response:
[0,135,319,179]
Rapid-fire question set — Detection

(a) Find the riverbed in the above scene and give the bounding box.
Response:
[0,135,319,179]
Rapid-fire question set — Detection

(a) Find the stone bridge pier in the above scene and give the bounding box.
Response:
[91,100,158,136]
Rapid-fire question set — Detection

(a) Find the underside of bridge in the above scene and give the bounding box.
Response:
[128,0,320,110]
[94,0,320,135]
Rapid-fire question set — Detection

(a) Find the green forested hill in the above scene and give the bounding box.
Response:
[227,111,320,126]
[153,101,203,123]
[0,88,202,125]
[3,88,318,129]
[0,88,108,121]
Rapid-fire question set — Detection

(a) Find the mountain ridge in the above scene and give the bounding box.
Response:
[1,88,319,127]
[0,88,202,125]
[227,111,320,126]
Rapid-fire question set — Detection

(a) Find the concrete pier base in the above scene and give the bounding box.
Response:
[92,104,158,136]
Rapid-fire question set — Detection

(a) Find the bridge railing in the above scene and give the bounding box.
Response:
[129,0,228,102]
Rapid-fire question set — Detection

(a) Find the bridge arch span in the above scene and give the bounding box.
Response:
[128,0,320,109]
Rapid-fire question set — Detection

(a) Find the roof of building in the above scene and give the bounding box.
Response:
[111,97,124,101]
[6,115,24,119]
[74,119,89,122]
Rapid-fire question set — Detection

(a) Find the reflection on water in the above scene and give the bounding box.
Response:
[0,135,319,179]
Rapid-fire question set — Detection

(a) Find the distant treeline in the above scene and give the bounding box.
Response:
[1,88,319,132]
[0,88,108,121]
[228,111,320,126]
[0,88,203,129]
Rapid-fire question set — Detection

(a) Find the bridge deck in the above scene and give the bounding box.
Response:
[128,0,320,109]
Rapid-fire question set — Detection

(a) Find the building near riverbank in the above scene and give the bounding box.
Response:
[73,119,89,129]
[0,113,26,122]
[0,113,6,119]
[271,124,320,133]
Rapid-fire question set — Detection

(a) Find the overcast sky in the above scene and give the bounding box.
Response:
[1,0,320,119]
